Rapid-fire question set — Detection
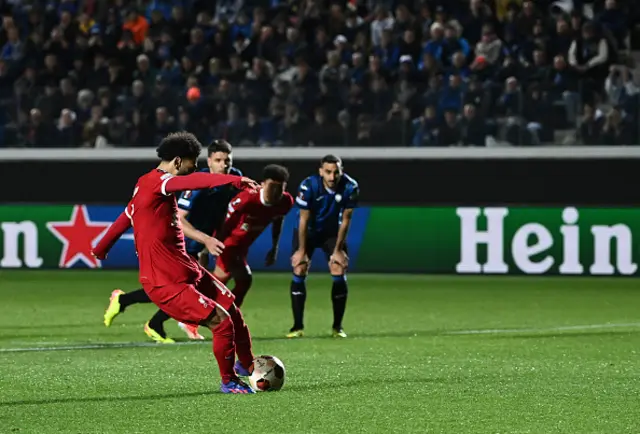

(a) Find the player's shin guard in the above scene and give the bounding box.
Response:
[229,306,254,369]
[290,274,307,330]
[331,275,348,330]
[212,317,236,383]
[231,276,253,308]
[119,288,152,311]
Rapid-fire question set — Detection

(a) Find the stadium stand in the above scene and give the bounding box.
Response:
[1,0,639,148]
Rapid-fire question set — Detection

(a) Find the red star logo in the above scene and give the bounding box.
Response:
[46,205,112,268]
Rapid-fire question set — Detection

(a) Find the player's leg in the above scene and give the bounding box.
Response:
[103,288,151,327]
[215,250,253,308]
[288,231,313,338]
[231,268,253,308]
[149,283,254,393]
[197,272,255,392]
[198,269,255,369]
[175,249,209,341]
[323,238,349,338]
[144,309,175,344]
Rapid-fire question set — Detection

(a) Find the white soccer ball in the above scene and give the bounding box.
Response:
[249,355,286,392]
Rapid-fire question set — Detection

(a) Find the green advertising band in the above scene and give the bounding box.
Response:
[359,207,639,275]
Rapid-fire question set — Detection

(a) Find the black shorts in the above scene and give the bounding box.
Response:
[291,231,348,262]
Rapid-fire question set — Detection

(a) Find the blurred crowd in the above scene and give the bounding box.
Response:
[1,0,640,148]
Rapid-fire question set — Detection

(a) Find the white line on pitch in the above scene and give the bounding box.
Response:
[2,323,640,353]
[444,322,640,335]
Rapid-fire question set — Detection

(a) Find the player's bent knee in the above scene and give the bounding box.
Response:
[213,267,230,284]
[329,263,345,275]
[203,305,229,329]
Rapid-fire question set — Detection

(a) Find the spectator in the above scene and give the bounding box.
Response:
[546,55,579,123]
[598,0,627,48]
[578,103,605,145]
[1,25,23,63]
[371,6,395,48]
[373,29,399,70]
[57,108,80,147]
[601,106,633,145]
[424,23,446,64]
[553,18,574,58]
[134,54,157,88]
[412,105,439,146]
[440,73,465,114]
[475,24,504,66]
[523,84,553,144]
[497,77,522,116]
[438,109,462,146]
[605,65,639,107]
[23,108,54,147]
[108,110,129,146]
[280,102,308,146]
[460,104,487,146]
[123,9,149,45]
[307,107,341,146]
[568,21,610,84]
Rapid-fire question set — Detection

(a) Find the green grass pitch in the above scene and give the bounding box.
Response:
[1,271,639,434]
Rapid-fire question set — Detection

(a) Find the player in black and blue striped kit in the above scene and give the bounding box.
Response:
[288,154,359,339]
[103,140,243,343]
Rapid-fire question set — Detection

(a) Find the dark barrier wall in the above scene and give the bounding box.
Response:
[3,158,639,205]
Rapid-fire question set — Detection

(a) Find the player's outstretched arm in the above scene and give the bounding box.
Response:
[164,172,258,194]
[92,212,131,259]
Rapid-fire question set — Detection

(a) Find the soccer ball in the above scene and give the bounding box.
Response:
[249,355,286,392]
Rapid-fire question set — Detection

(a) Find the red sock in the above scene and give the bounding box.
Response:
[212,317,235,383]
[232,277,252,308]
[230,306,254,369]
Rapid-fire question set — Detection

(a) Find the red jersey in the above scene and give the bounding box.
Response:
[124,170,201,289]
[220,189,293,252]
[93,169,245,293]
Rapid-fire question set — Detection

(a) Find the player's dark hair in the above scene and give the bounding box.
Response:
[156,132,202,161]
[321,154,342,167]
[263,164,289,183]
[208,139,232,156]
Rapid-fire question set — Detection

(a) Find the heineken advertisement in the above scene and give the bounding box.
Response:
[1,205,639,276]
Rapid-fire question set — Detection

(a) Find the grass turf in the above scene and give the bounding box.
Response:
[0,271,639,433]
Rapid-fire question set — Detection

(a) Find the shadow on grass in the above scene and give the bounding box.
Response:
[0,321,154,331]
[0,390,218,407]
[0,376,450,407]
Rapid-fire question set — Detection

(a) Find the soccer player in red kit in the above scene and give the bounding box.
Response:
[214,164,293,306]
[175,165,293,341]
[92,132,259,394]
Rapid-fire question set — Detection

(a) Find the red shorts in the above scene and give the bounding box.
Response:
[144,269,235,326]
[216,246,250,276]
